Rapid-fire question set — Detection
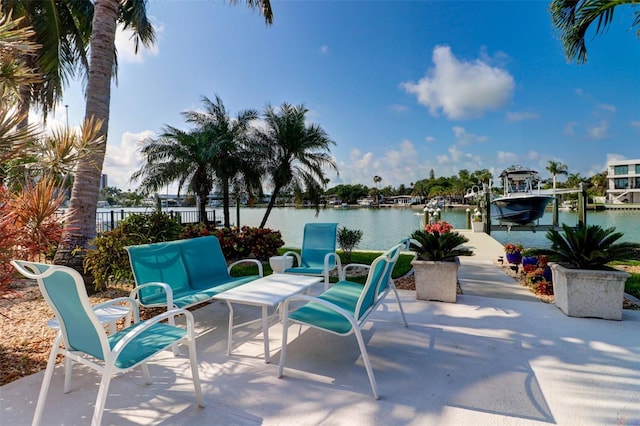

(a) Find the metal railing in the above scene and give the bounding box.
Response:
[95,209,219,234]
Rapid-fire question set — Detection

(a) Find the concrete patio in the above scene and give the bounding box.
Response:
[1,232,639,425]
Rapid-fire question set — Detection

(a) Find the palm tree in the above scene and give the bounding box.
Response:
[4,0,93,126]
[132,127,217,226]
[55,0,273,269]
[182,95,261,227]
[373,175,382,205]
[546,160,568,192]
[255,103,338,228]
[550,0,640,63]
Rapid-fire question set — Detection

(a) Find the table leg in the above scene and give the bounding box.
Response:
[262,305,270,363]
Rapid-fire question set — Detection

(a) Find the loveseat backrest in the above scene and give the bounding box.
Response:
[127,242,190,305]
[180,236,231,290]
[126,236,230,305]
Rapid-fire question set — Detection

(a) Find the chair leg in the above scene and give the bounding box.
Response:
[140,362,152,385]
[390,283,408,327]
[63,355,73,393]
[187,337,204,407]
[32,336,62,426]
[353,328,379,400]
[91,365,114,426]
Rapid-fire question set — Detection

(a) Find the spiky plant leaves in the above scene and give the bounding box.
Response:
[409,229,473,261]
[532,223,640,269]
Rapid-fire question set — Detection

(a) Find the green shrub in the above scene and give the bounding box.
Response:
[337,227,363,263]
[84,212,182,288]
[181,224,285,261]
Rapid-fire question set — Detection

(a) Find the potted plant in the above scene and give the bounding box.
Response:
[471,209,484,233]
[531,224,640,320]
[409,222,473,302]
[504,243,523,265]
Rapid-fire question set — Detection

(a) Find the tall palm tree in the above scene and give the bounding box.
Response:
[550,0,640,63]
[373,175,382,205]
[546,160,569,192]
[255,103,338,228]
[182,95,261,227]
[4,0,93,125]
[132,127,217,226]
[55,1,273,270]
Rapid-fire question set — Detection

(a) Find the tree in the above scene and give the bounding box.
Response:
[255,103,338,228]
[4,0,93,126]
[132,127,217,227]
[54,0,273,271]
[373,175,382,204]
[546,160,568,192]
[550,0,640,63]
[182,95,261,227]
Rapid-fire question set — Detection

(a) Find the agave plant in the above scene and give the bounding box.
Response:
[532,223,640,270]
[409,229,473,261]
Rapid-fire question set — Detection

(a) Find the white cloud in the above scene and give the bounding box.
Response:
[103,130,155,190]
[451,126,488,145]
[115,23,161,64]
[389,104,408,113]
[401,45,515,119]
[631,120,640,132]
[506,111,539,122]
[606,153,627,163]
[587,121,610,139]
[497,151,518,164]
[425,136,436,143]
[563,121,577,137]
[320,45,329,54]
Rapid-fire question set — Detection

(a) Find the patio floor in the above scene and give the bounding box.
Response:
[2,232,639,425]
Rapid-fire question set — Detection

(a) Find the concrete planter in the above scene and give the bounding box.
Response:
[551,263,630,320]
[411,257,460,303]
[471,221,484,233]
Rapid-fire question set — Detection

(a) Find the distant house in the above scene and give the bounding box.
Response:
[606,158,640,204]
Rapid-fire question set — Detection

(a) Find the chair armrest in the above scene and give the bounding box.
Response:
[340,263,371,281]
[129,282,175,310]
[281,251,301,267]
[110,308,195,358]
[227,258,264,277]
[325,252,342,274]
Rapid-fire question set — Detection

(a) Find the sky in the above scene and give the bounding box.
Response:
[45,0,640,193]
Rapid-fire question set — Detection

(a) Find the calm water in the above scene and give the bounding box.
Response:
[100,206,639,250]
[207,206,640,250]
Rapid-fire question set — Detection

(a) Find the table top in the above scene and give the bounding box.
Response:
[214,274,322,307]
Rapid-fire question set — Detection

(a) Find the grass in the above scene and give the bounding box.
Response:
[230,248,414,285]
[610,260,640,299]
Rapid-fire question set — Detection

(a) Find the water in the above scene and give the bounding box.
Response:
[99,206,639,250]
[201,206,640,250]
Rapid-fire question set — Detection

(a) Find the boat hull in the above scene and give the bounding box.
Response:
[490,195,554,225]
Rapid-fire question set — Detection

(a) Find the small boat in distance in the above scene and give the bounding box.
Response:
[490,166,554,225]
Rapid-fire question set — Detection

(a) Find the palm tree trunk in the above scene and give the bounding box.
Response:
[198,191,209,226]
[259,183,281,228]
[222,177,231,228]
[53,0,118,293]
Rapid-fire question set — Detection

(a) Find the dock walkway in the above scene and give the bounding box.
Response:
[456,230,539,302]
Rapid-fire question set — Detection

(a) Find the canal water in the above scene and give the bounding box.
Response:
[139,206,639,251]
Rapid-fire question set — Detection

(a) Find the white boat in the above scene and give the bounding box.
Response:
[490,166,554,225]
[357,198,374,206]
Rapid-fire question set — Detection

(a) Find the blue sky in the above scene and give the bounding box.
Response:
[50,0,640,192]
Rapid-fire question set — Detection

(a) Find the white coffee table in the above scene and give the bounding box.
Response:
[214,274,322,363]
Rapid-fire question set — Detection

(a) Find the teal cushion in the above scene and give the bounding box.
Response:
[289,281,363,334]
[109,322,187,369]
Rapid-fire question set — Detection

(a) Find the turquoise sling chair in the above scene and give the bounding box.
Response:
[11,260,204,426]
[282,223,342,290]
[278,242,408,399]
